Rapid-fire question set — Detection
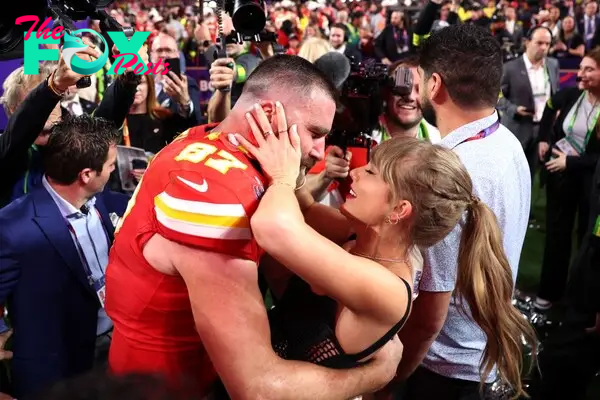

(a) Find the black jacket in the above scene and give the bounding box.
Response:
[567,159,600,312]
[539,86,600,174]
[0,75,137,208]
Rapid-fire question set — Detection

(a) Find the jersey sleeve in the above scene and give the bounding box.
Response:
[153,169,259,261]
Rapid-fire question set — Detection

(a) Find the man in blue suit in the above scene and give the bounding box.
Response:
[0,115,129,398]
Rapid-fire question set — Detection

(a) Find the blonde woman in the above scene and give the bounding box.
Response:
[298,37,331,63]
[235,103,537,398]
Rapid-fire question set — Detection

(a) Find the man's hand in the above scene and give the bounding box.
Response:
[538,141,550,161]
[53,37,102,92]
[516,106,534,117]
[325,146,352,180]
[367,335,404,391]
[163,71,191,108]
[209,58,236,90]
[381,58,392,66]
[0,330,13,361]
[131,169,146,181]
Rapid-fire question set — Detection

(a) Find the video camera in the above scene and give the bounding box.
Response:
[327,59,413,153]
[215,0,281,92]
[215,0,275,45]
[223,0,267,38]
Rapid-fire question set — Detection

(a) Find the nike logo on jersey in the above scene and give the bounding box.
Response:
[178,176,208,192]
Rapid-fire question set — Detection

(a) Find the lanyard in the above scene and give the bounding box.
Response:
[23,145,41,195]
[393,28,407,42]
[23,148,33,195]
[454,120,501,148]
[65,208,109,285]
[565,92,600,154]
[417,122,429,141]
[531,65,550,96]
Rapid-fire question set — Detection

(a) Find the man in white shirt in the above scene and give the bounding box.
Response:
[391,24,531,399]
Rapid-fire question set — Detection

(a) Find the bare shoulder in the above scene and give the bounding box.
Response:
[143,233,258,281]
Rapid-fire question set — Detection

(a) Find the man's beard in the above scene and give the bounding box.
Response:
[301,155,317,170]
[420,97,438,128]
[387,111,421,132]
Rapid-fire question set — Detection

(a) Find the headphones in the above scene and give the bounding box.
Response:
[331,24,348,42]
[526,25,554,41]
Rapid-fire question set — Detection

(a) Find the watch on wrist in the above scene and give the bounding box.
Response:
[180,99,192,111]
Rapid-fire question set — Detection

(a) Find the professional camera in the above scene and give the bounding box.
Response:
[0,0,120,61]
[327,60,413,152]
[223,0,267,37]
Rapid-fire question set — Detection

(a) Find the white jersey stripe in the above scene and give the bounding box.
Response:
[155,207,252,240]
[156,192,247,217]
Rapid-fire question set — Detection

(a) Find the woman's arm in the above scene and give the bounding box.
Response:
[566,153,600,171]
[539,88,570,144]
[569,44,585,57]
[93,73,139,127]
[252,184,406,325]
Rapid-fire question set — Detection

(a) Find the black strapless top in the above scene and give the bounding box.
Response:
[269,275,412,369]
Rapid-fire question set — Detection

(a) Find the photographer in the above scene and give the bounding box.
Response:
[306,56,439,206]
[206,14,263,123]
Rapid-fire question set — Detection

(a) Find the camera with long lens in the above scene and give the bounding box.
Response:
[224,0,267,38]
[327,60,413,153]
[219,0,278,44]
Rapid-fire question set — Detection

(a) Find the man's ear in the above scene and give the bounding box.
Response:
[80,168,94,185]
[429,72,445,105]
[259,100,276,123]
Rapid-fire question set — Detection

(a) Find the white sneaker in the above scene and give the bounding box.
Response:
[533,297,552,310]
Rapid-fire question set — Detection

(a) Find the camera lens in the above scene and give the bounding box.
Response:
[232,0,266,36]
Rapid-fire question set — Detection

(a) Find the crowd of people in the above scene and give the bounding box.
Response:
[0,0,599,399]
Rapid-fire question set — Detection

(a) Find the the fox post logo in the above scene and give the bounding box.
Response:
[17,15,162,76]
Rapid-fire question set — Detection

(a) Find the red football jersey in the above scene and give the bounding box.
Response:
[105,124,267,395]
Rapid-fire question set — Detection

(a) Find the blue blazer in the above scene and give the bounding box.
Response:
[0,186,128,398]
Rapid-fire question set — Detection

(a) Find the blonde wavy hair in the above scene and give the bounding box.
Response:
[0,62,56,116]
[371,137,537,398]
[298,38,331,64]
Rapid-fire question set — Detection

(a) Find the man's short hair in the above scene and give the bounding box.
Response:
[43,115,120,185]
[241,54,337,102]
[418,24,502,109]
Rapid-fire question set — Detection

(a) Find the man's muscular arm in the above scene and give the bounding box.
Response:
[172,241,403,400]
[305,172,333,202]
[395,290,450,380]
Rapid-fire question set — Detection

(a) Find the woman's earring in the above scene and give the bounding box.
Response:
[385,215,399,225]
